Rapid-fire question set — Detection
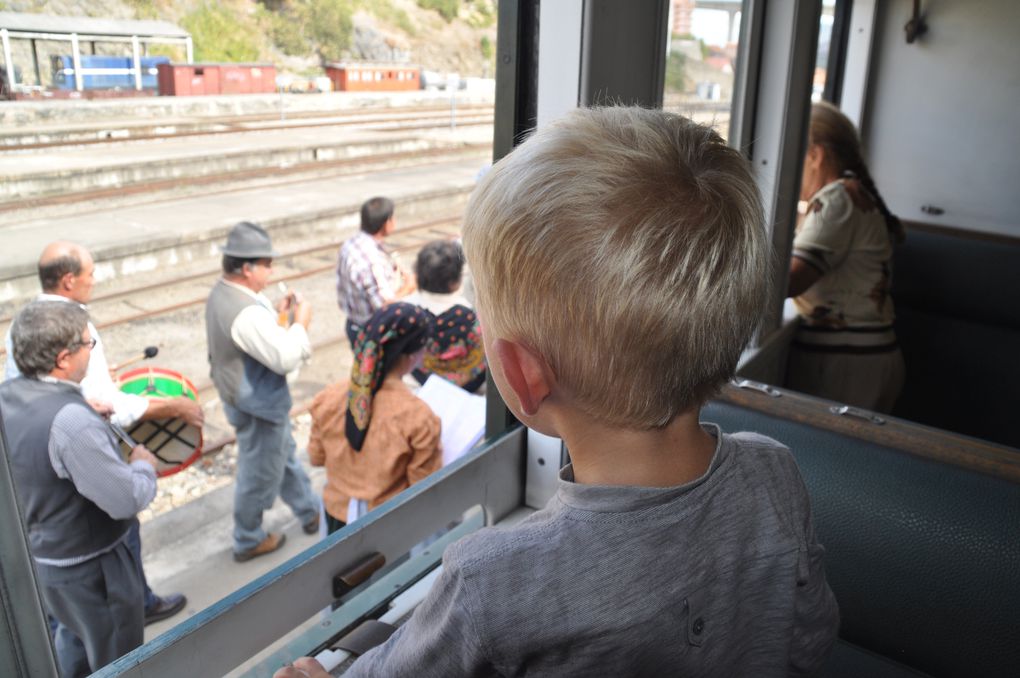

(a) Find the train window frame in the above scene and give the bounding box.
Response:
[0,2,850,674]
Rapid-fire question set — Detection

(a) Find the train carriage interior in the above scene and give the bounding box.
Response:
[0,1,1018,677]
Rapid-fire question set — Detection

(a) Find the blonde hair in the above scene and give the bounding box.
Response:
[463,107,769,428]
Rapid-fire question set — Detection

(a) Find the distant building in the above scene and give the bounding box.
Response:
[672,0,695,35]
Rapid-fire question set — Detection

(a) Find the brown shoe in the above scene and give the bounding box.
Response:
[302,513,321,535]
[233,532,286,562]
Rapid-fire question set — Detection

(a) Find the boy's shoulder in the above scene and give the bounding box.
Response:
[440,504,567,588]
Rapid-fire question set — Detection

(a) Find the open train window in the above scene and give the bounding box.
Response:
[662,0,744,141]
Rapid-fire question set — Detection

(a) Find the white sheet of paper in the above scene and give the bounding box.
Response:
[416,375,487,465]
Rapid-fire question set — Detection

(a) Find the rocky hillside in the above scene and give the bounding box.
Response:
[1,0,497,79]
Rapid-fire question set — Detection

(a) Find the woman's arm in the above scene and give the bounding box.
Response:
[788,256,824,297]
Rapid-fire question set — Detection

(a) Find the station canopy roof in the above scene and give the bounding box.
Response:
[0,11,189,39]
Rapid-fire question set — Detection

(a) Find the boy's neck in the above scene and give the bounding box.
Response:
[557,408,716,488]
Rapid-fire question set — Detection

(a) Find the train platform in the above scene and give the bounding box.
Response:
[0,150,488,305]
[0,120,491,202]
[0,123,492,307]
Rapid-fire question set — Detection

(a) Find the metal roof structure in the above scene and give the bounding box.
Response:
[0,11,188,39]
[0,11,192,93]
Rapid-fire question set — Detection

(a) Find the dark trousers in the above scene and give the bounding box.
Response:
[325,511,347,536]
[47,521,156,672]
[126,520,158,609]
[345,319,363,349]
[36,536,144,678]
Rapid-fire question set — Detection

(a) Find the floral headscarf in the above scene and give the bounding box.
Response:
[346,303,433,451]
[412,304,487,393]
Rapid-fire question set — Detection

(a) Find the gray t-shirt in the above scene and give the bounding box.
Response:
[345,426,839,677]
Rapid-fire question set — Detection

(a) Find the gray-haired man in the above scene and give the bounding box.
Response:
[0,301,159,677]
[2,240,188,626]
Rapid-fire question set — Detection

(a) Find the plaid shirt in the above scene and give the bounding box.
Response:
[336,231,400,325]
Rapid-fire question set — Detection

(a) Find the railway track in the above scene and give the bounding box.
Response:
[0,104,494,152]
[0,141,490,214]
[0,214,463,342]
[1,100,481,481]
[2,210,467,470]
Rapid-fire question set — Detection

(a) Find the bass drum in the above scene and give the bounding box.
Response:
[116,367,203,478]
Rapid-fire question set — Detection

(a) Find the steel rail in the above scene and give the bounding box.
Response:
[0,105,494,151]
[0,141,489,214]
[0,216,462,345]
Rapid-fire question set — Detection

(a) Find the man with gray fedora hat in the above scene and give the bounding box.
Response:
[206,221,321,562]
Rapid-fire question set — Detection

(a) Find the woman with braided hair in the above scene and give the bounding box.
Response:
[786,101,905,412]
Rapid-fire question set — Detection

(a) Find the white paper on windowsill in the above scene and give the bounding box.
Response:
[416,374,487,466]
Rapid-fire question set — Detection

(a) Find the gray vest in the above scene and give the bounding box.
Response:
[0,378,133,560]
[205,279,291,422]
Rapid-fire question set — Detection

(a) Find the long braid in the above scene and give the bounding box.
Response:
[846,165,905,245]
[811,101,905,245]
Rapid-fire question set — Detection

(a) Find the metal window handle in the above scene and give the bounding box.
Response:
[731,379,782,398]
[829,405,885,425]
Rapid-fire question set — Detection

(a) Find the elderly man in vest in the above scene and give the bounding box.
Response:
[206,222,320,561]
[3,241,190,627]
[0,301,159,677]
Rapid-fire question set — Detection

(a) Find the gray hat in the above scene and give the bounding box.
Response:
[221,221,279,258]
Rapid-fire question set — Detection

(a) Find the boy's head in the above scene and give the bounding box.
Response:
[361,197,395,236]
[462,107,769,430]
[416,240,465,294]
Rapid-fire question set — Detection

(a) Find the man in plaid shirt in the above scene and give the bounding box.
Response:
[336,197,417,347]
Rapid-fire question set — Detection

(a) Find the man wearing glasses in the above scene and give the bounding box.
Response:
[2,241,191,627]
[0,300,160,676]
[206,221,321,562]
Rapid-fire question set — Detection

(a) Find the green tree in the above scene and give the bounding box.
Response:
[303,0,355,63]
[182,4,261,62]
[418,0,459,23]
[480,35,493,60]
[663,51,687,93]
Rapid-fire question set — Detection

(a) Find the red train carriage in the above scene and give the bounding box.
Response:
[324,62,421,92]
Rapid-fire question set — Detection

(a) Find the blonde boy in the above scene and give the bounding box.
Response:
[277,108,838,677]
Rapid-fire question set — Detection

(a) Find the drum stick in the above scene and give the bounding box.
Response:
[109,422,138,448]
[111,346,158,373]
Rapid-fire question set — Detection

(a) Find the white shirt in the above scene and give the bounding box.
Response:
[221,279,311,375]
[3,294,149,427]
[404,290,472,317]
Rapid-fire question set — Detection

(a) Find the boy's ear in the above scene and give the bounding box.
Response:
[491,338,552,417]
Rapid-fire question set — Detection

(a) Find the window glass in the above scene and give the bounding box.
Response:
[813,0,837,101]
[662,0,744,141]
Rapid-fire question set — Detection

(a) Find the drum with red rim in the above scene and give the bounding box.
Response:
[116,367,203,478]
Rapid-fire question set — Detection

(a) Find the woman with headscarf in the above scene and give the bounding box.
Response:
[405,240,487,393]
[307,303,441,534]
[786,101,906,413]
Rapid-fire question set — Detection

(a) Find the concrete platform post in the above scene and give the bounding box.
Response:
[185,36,193,64]
[132,35,142,91]
[1,29,14,88]
[70,33,83,92]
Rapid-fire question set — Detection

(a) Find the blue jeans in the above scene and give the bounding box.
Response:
[223,402,319,553]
